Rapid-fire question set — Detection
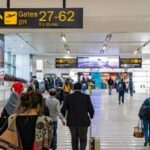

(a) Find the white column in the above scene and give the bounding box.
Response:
[16,55,30,81]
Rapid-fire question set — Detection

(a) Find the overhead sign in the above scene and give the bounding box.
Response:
[119,58,142,68]
[0,8,83,28]
[78,57,119,68]
[56,58,77,68]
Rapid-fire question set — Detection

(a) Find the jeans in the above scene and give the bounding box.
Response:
[69,127,88,150]
[109,86,112,95]
[143,120,150,142]
[129,88,133,96]
[119,91,124,103]
[51,121,58,150]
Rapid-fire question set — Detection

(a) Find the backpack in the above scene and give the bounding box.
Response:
[63,84,71,93]
[118,83,124,91]
[82,83,87,90]
[55,88,62,100]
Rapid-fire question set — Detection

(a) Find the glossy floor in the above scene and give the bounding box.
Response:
[57,90,148,150]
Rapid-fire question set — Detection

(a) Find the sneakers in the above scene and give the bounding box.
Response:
[144,141,148,147]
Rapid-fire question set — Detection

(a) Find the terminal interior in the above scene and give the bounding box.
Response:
[1,0,150,149]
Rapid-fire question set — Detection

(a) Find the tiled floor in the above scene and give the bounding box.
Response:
[0,89,148,149]
[57,90,149,150]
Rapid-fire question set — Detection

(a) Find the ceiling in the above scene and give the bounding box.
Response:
[1,0,150,58]
[0,0,150,32]
[4,32,150,57]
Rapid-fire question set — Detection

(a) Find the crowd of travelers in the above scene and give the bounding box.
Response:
[0,74,150,149]
[0,77,94,150]
[107,76,134,105]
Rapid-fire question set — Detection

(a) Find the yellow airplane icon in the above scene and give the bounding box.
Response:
[0,15,3,20]
[4,11,17,25]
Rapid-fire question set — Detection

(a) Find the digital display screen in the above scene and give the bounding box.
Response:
[55,58,77,68]
[78,57,119,68]
[0,8,83,28]
[119,58,142,68]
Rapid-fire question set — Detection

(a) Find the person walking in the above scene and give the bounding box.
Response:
[139,97,150,146]
[0,82,24,127]
[0,90,52,150]
[88,80,94,95]
[61,82,94,150]
[46,89,65,150]
[117,79,126,105]
[63,79,71,96]
[128,78,133,96]
[107,77,114,95]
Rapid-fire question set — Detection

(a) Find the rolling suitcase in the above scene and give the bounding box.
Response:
[89,125,100,150]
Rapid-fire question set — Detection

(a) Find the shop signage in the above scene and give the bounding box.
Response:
[0,8,83,28]
[55,58,77,68]
[119,58,142,68]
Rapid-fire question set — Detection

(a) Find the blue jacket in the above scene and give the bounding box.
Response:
[139,98,150,121]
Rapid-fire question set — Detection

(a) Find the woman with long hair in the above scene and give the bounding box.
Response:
[0,90,52,150]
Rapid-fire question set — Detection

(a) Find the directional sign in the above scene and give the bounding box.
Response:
[0,8,83,28]
[119,58,142,68]
[56,58,77,68]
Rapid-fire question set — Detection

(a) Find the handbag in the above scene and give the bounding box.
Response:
[133,121,144,138]
[0,114,22,150]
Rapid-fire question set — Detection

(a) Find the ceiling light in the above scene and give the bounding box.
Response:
[61,33,66,42]
[134,51,138,54]
[102,45,106,50]
[21,44,24,48]
[67,50,70,54]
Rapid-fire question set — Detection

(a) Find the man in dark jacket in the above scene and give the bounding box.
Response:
[117,78,126,105]
[61,82,94,150]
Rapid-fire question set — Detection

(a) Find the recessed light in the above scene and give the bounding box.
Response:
[102,45,106,50]
[12,49,15,52]
[61,33,66,42]
[21,44,24,48]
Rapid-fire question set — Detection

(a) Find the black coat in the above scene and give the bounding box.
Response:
[61,91,94,127]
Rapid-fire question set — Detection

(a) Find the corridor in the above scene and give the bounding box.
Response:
[57,90,147,150]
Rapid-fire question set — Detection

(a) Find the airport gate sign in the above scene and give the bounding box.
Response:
[55,58,77,68]
[0,8,83,28]
[119,58,142,68]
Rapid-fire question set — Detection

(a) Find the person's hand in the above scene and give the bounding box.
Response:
[62,119,66,126]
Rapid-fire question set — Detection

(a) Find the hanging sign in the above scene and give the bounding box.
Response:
[56,58,77,68]
[0,8,83,28]
[119,58,142,68]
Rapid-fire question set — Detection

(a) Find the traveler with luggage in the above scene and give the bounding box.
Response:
[139,97,150,146]
[61,82,94,150]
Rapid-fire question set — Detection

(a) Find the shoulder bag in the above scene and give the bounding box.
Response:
[133,120,144,138]
[0,114,22,150]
